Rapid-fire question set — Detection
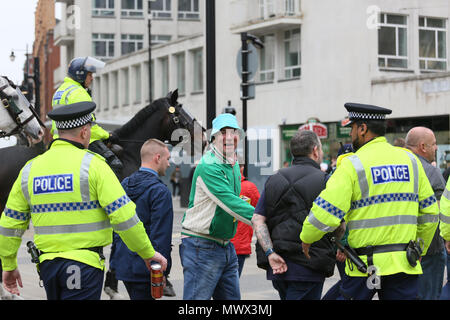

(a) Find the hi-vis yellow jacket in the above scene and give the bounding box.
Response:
[300,137,439,277]
[0,140,155,271]
[51,77,110,144]
[440,179,450,241]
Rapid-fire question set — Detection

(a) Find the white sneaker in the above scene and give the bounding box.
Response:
[0,284,24,300]
[104,286,126,300]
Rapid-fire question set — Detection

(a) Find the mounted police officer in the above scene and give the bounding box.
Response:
[300,103,439,300]
[0,101,167,299]
[52,57,123,175]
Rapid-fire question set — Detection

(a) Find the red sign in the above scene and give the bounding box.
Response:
[298,123,328,139]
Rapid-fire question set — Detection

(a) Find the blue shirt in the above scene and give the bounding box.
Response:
[255,189,325,282]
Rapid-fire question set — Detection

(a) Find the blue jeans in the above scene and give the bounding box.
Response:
[272,280,324,300]
[179,237,240,300]
[418,249,446,300]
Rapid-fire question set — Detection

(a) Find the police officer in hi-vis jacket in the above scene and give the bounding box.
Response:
[300,103,439,300]
[0,101,167,300]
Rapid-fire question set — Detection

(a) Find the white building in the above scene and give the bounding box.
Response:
[54,0,450,184]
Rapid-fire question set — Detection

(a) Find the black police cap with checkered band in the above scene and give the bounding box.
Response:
[342,102,392,127]
[48,101,96,130]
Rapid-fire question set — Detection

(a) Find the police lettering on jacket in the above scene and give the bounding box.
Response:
[33,174,74,195]
[371,165,410,184]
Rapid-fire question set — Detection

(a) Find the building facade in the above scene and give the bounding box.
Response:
[54,0,450,187]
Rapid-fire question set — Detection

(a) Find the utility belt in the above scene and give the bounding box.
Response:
[352,240,423,271]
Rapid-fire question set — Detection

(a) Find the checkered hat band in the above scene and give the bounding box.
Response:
[349,112,385,120]
[55,113,92,129]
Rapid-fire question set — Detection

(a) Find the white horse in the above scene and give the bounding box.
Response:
[0,76,44,145]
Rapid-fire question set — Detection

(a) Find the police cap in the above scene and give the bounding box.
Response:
[342,102,392,126]
[48,101,96,130]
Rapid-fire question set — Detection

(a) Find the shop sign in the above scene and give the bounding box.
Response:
[298,118,328,139]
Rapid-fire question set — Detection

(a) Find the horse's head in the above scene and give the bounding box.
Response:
[0,76,44,145]
[163,89,207,156]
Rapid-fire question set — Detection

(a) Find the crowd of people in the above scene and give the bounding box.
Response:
[0,56,449,301]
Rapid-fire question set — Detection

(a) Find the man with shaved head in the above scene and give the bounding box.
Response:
[112,138,175,299]
[406,127,446,300]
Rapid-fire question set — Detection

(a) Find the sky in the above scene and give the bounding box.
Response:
[0,0,39,85]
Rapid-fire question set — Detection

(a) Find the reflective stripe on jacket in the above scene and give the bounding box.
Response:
[0,140,154,271]
[51,77,110,143]
[300,137,439,277]
[440,180,450,240]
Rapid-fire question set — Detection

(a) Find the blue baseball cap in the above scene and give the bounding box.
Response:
[211,113,244,138]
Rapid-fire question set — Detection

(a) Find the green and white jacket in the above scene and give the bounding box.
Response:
[181,146,255,245]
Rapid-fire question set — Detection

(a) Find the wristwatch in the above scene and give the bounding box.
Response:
[265,248,274,257]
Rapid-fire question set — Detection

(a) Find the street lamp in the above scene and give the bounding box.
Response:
[9,50,16,62]
[9,45,41,116]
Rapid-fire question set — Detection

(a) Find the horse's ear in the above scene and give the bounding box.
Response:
[170,89,178,105]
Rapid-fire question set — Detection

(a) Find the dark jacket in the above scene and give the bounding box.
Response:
[114,168,173,282]
[256,157,336,277]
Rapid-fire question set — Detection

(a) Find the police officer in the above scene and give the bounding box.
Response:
[52,57,123,175]
[0,101,167,299]
[300,103,439,300]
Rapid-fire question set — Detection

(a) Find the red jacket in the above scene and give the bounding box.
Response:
[231,175,260,255]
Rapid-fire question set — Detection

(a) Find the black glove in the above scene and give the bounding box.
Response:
[107,132,120,144]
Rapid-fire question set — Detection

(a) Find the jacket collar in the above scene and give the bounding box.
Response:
[49,138,85,150]
[292,156,321,170]
[139,167,159,177]
[356,136,386,153]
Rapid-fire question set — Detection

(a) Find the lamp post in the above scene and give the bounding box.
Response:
[9,45,41,116]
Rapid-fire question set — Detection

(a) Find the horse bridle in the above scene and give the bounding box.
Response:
[0,86,45,138]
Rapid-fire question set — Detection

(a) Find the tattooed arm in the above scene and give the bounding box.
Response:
[252,213,288,274]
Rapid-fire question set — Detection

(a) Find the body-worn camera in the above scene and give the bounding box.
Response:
[406,239,423,267]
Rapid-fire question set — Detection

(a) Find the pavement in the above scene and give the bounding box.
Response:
[1,197,388,300]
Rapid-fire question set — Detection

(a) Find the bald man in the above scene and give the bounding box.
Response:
[112,139,175,299]
[406,127,446,300]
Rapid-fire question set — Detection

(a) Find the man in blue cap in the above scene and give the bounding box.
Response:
[179,113,255,300]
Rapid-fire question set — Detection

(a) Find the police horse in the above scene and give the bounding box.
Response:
[0,87,206,299]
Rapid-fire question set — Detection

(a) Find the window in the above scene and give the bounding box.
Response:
[121,34,144,55]
[92,0,115,16]
[283,28,301,79]
[151,34,171,45]
[259,34,275,82]
[192,48,203,92]
[150,0,171,19]
[178,0,199,19]
[259,0,275,19]
[419,17,447,71]
[92,33,115,59]
[176,53,186,94]
[160,57,169,96]
[378,13,408,69]
[121,0,143,17]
